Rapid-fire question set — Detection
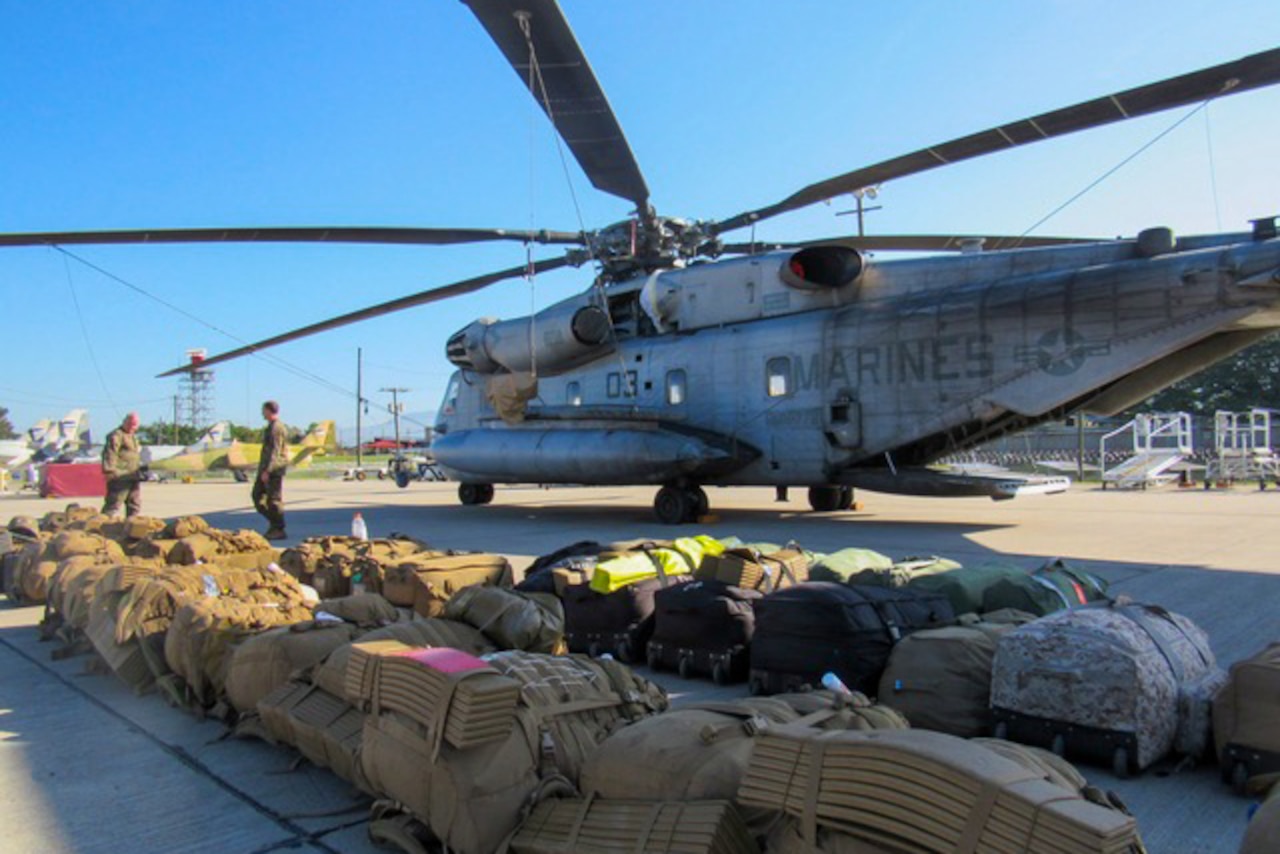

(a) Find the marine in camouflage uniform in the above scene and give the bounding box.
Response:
[252,400,290,540]
[101,412,143,518]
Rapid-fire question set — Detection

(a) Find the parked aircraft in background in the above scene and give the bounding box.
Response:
[149,420,336,479]
[0,410,92,469]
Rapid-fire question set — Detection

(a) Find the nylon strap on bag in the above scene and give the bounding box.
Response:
[633,802,670,853]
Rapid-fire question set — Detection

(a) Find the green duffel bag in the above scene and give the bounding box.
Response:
[981,558,1109,616]
[877,611,1035,737]
[809,548,893,583]
[844,555,962,588]
[907,563,1028,616]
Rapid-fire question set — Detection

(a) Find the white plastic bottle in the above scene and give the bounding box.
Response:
[351,512,369,541]
[821,672,852,695]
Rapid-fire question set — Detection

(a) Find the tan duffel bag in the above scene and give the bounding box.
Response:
[381,552,512,617]
[313,617,494,699]
[225,620,359,714]
[164,596,312,709]
[443,585,564,653]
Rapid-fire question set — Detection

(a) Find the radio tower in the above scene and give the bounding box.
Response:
[178,349,216,429]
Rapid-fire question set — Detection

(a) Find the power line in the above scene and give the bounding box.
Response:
[61,253,119,419]
[1020,97,1216,238]
[46,244,363,402]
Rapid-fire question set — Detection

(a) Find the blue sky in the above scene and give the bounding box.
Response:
[2,1,1278,439]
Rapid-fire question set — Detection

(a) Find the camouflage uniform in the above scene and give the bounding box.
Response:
[101,427,142,517]
[252,419,289,534]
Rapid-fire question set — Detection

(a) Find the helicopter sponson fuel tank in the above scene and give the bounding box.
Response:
[431,419,758,485]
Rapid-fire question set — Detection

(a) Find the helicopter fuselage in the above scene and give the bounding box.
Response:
[432,226,1280,507]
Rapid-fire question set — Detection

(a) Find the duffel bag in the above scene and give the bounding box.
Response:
[982,558,1109,616]
[809,548,894,583]
[225,620,359,714]
[443,585,564,653]
[877,612,1033,737]
[991,600,1225,773]
[1214,642,1280,789]
[907,562,1028,616]
[750,582,955,695]
[381,552,512,617]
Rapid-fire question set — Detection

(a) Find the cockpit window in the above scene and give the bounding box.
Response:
[766,357,791,397]
[443,375,461,414]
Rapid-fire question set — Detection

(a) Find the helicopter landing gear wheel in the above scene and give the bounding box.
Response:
[808,485,845,512]
[458,483,494,506]
[688,485,709,520]
[837,486,854,510]
[654,486,694,525]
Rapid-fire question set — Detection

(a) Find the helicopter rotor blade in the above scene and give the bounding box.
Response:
[714,46,1280,235]
[0,225,585,249]
[157,255,573,377]
[464,0,650,211]
[719,234,1101,254]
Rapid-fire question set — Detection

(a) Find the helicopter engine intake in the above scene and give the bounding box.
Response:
[446,301,614,376]
[780,245,865,290]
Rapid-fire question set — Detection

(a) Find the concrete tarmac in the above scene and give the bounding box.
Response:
[1,479,1276,853]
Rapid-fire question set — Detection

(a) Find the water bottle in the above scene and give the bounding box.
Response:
[821,672,852,695]
[351,512,368,541]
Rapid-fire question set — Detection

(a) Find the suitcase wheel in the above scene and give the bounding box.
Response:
[588,641,601,658]
[677,655,693,680]
[645,644,662,671]
[1050,734,1066,758]
[1111,746,1131,779]
[1230,761,1249,795]
[992,721,1009,741]
[711,660,729,686]
[615,638,633,663]
[748,674,766,696]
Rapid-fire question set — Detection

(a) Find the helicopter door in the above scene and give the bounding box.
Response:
[825,388,862,449]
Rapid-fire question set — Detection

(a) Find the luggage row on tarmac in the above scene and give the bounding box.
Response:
[1,505,1277,851]
[517,535,1280,795]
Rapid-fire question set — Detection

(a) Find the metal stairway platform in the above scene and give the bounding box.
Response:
[1103,450,1186,489]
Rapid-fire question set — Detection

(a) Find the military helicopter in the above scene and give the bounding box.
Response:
[2,2,1279,523]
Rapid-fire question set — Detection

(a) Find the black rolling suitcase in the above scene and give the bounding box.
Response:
[516,540,607,594]
[561,574,691,663]
[646,579,761,684]
[749,582,955,696]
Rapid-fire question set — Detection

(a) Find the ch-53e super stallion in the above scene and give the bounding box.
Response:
[2,2,1279,523]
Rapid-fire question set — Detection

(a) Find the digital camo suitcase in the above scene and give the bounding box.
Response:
[748,582,955,696]
[646,579,761,684]
[561,574,691,663]
[1213,642,1280,792]
[991,601,1226,776]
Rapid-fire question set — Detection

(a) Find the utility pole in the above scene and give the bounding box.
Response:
[380,387,410,454]
[1076,413,1086,481]
[172,396,180,444]
[836,186,882,236]
[356,348,363,468]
